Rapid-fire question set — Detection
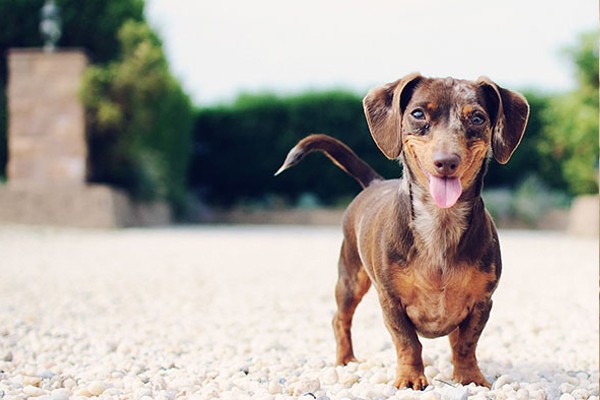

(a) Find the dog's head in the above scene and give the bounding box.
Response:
[363,74,529,208]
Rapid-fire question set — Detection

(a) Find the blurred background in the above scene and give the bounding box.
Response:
[0,0,597,229]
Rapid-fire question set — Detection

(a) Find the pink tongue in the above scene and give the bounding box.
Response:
[429,175,462,208]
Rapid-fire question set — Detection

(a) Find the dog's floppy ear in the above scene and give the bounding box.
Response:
[363,73,422,159]
[477,77,530,164]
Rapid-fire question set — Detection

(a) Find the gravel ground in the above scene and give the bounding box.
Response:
[0,225,597,400]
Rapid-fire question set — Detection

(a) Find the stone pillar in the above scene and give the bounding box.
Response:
[7,49,88,187]
[0,49,171,228]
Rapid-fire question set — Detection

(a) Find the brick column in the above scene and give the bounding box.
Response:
[7,49,88,186]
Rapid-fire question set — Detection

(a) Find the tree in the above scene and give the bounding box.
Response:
[538,31,599,195]
[81,20,194,212]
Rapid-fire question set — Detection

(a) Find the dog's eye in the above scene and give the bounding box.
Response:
[471,113,486,126]
[411,109,425,120]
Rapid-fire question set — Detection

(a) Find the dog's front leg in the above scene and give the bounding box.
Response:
[379,294,428,390]
[449,300,493,387]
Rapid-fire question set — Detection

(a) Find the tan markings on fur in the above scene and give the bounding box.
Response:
[460,139,489,188]
[391,259,495,338]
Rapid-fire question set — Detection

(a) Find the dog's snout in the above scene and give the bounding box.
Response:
[432,152,460,176]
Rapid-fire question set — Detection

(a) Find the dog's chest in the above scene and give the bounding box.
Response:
[393,259,491,338]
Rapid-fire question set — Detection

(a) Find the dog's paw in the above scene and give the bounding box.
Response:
[394,373,428,390]
[336,354,358,366]
[453,369,491,388]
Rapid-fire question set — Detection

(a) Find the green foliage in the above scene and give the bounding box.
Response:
[190,91,400,207]
[82,20,194,212]
[0,0,145,177]
[537,31,599,195]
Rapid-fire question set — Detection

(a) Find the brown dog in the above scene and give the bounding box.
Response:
[275,73,529,389]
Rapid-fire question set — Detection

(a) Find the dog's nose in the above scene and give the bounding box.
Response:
[432,152,460,176]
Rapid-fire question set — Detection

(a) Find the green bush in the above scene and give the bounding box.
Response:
[82,20,194,213]
[537,31,599,195]
[190,91,401,207]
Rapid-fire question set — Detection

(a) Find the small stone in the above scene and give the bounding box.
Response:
[38,370,55,380]
[517,388,530,400]
[320,368,338,385]
[3,352,12,362]
[444,385,468,400]
[421,391,442,400]
[560,394,575,400]
[338,371,359,386]
[268,379,282,394]
[369,371,389,384]
[23,385,47,397]
[424,366,440,381]
[50,388,69,400]
[493,375,512,390]
[134,387,153,399]
[23,376,42,386]
[382,384,397,397]
[572,389,590,398]
[560,383,575,394]
[87,381,108,396]
[289,379,320,396]
[75,388,92,397]
[62,378,76,390]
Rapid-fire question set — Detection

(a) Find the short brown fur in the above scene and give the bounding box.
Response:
[276,74,529,389]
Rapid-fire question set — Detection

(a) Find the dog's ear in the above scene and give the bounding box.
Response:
[363,73,422,159]
[477,77,530,164]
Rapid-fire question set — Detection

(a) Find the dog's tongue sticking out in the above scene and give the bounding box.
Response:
[429,175,462,208]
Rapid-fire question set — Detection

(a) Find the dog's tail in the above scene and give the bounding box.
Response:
[274,134,383,189]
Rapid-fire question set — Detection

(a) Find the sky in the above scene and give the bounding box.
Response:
[145,0,598,105]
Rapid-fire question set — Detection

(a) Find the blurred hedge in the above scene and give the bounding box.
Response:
[190,91,401,207]
[189,89,552,208]
[81,20,194,213]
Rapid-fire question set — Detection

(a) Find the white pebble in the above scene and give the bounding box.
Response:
[424,366,439,381]
[87,381,108,396]
[370,371,389,384]
[560,394,575,400]
[421,391,442,400]
[135,387,153,399]
[62,378,76,390]
[50,389,69,400]
[289,379,320,396]
[23,376,42,386]
[338,371,359,386]
[382,384,397,397]
[23,385,47,397]
[75,388,92,397]
[517,388,530,400]
[268,380,282,394]
[494,375,513,390]
[320,368,338,385]
[38,370,55,380]
[572,389,590,398]
[443,385,468,400]
[561,383,575,394]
